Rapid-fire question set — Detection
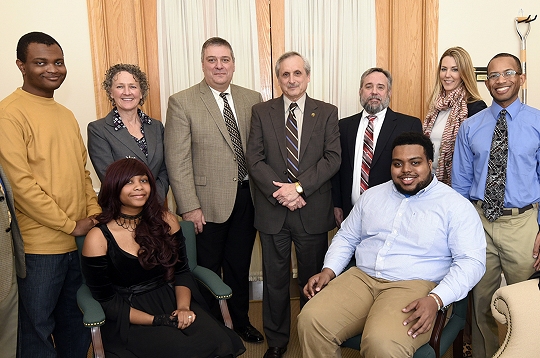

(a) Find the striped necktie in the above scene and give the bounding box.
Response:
[286,102,299,182]
[220,92,247,181]
[360,115,376,193]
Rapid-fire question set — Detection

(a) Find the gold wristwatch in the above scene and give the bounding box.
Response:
[295,181,304,194]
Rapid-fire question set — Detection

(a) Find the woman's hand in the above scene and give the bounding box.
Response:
[171,308,196,329]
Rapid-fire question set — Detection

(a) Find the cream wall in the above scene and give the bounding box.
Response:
[0,1,100,186]
[439,0,540,108]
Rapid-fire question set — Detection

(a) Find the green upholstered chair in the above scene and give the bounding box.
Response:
[75,220,233,357]
[180,220,233,327]
[341,294,468,358]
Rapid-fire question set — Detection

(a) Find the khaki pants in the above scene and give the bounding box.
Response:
[0,262,18,358]
[298,267,436,358]
[471,203,538,358]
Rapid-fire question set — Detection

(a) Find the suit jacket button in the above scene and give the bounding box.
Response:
[283,171,287,175]
[0,197,4,202]
[233,178,237,182]
[5,227,11,232]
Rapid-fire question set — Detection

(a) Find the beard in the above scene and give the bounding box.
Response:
[361,94,390,114]
[393,174,432,196]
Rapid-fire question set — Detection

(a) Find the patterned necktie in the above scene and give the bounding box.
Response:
[483,109,508,222]
[360,115,376,193]
[286,102,299,182]
[220,93,247,181]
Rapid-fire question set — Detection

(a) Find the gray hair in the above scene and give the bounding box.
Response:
[360,67,392,91]
[275,51,311,77]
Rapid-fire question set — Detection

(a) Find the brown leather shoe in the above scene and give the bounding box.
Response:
[263,346,287,358]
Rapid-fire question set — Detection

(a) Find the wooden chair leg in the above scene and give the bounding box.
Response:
[452,330,464,358]
[219,299,233,329]
[90,326,105,358]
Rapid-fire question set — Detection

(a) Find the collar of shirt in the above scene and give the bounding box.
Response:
[284,93,307,119]
[488,97,521,122]
[360,107,388,141]
[390,173,437,199]
[112,107,151,131]
[209,85,239,120]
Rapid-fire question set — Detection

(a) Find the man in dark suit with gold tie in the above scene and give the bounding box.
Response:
[0,163,25,358]
[247,51,341,358]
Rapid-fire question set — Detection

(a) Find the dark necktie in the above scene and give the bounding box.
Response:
[220,93,247,181]
[360,115,376,193]
[286,102,299,182]
[483,109,508,222]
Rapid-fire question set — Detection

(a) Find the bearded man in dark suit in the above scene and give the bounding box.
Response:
[332,68,422,226]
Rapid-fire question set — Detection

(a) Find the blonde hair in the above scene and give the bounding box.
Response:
[428,47,483,107]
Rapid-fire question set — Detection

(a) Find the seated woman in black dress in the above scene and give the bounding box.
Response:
[81,158,245,358]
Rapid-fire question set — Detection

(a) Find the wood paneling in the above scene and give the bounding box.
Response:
[256,0,273,101]
[376,0,438,119]
[270,0,285,98]
[86,0,161,120]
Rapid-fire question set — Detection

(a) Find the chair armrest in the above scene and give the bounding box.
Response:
[491,279,540,358]
[77,284,105,327]
[192,266,232,300]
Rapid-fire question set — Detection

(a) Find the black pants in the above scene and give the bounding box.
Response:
[196,183,257,329]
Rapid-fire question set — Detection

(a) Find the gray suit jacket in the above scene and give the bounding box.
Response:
[246,95,341,234]
[164,80,262,223]
[87,110,169,201]
[0,163,25,302]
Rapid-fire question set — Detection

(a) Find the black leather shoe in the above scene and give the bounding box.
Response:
[263,346,287,358]
[234,323,264,343]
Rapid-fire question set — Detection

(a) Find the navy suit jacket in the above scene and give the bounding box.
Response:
[332,108,422,218]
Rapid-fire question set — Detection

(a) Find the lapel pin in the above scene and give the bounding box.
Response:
[311,112,315,117]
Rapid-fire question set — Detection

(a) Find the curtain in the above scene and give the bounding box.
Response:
[284,0,376,118]
[157,0,261,117]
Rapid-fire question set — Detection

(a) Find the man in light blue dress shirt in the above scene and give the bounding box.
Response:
[297,132,486,358]
[452,53,540,358]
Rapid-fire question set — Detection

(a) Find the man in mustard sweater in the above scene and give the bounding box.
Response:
[0,32,100,357]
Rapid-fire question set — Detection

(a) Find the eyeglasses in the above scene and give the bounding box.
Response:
[487,70,521,81]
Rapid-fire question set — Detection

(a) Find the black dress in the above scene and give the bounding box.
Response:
[81,225,245,358]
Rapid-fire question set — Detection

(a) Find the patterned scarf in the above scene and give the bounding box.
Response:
[423,85,468,185]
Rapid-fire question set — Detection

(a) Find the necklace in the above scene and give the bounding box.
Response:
[115,212,143,232]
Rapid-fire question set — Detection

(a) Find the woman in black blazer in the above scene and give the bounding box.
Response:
[423,47,487,186]
[88,64,169,202]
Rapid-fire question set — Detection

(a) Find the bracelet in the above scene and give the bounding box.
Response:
[428,293,441,311]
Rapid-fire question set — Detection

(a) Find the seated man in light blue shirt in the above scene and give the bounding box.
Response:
[297,132,486,358]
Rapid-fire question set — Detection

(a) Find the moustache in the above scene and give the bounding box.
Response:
[367,96,382,101]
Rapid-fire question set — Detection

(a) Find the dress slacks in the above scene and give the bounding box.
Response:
[298,267,437,358]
